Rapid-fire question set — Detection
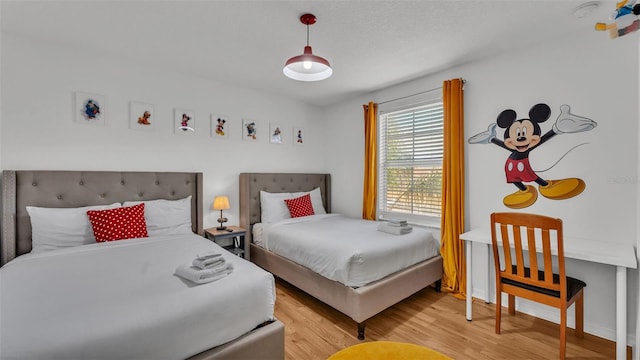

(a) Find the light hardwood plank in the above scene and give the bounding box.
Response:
[274,279,628,360]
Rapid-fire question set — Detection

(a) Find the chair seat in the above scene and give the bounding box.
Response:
[502,266,586,299]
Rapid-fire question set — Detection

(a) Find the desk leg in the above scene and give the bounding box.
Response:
[616,266,627,360]
[486,245,491,304]
[466,240,472,321]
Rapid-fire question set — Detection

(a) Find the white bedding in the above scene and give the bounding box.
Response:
[255,214,440,287]
[0,234,275,360]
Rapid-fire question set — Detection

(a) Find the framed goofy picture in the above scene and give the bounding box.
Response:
[74,91,106,125]
[129,101,155,131]
[174,108,195,135]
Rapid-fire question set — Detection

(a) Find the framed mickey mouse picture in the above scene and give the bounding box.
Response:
[211,114,229,139]
[293,126,304,146]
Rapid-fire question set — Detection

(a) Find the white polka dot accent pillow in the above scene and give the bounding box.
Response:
[283,193,315,218]
[87,203,149,242]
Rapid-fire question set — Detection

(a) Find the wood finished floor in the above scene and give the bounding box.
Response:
[274,279,627,360]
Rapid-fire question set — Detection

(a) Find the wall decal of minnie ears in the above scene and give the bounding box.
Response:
[595,0,640,39]
[468,103,597,209]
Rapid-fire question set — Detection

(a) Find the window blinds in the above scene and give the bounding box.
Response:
[379,100,444,218]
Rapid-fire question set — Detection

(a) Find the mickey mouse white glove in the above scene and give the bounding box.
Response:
[468,123,497,144]
[552,104,597,134]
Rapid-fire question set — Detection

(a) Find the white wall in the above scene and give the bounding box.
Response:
[0,33,327,228]
[324,29,639,344]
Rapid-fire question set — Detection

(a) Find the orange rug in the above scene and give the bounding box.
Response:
[327,341,452,360]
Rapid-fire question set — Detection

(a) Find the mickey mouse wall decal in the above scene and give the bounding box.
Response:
[468,103,597,209]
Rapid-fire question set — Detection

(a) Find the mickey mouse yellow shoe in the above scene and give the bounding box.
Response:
[503,185,538,209]
[539,178,585,200]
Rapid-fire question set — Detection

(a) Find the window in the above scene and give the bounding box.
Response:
[378,97,444,225]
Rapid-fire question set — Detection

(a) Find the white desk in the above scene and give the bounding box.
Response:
[460,228,637,360]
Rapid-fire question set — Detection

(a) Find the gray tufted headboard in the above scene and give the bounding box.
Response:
[238,173,331,252]
[1,170,203,266]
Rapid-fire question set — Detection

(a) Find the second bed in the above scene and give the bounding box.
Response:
[239,172,443,339]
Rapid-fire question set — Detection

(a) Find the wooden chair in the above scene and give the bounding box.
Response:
[490,212,586,360]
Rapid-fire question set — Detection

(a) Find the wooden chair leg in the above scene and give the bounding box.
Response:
[560,307,567,360]
[575,293,584,338]
[508,294,515,315]
[495,290,502,334]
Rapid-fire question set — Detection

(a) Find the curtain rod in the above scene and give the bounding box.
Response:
[377,78,465,105]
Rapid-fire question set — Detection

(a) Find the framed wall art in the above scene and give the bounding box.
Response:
[74,91,105,125]
[129,101,154,131]
[293,126,305,145]
[211,114,229,139]
[242,118,258,141]
[270,123,284,144]
[174,108,195,135]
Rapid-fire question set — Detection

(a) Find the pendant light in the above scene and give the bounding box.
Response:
[283,13,333,82]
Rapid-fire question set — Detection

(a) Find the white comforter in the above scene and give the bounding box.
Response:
[0,234,275,360]
[257,214,440,287]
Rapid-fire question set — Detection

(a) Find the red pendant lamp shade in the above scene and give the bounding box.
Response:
[283,14,333,82]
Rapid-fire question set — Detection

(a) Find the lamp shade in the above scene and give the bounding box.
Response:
[212,196,230,210]
[283,13,332,82]
[283,46,333,82]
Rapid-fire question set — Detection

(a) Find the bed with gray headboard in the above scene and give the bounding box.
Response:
[1,170,284,360]
[239,172,443,340]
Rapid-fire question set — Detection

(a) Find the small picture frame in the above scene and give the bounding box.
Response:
[174,108,195,135]
[293,126,304,145]
[211,114,229,139]
[270,123,284,144]
[74,91,106,125]
[129,101,154,131]
[242,119,258,141]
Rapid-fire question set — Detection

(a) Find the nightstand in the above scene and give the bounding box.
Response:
[204,226,247,259]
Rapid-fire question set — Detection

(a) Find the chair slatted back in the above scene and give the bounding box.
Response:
[491,212,566,303]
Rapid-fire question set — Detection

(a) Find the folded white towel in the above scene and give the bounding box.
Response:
[384,222,409,227]
[386,219,408,225]
[196,251,223,261]
[377,222,413,235]
[192,256,225,270]
[175,263,234,284]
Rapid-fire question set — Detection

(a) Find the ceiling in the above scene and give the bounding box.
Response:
[1,0,613,107]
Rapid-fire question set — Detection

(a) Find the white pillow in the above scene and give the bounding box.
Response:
[292,187,327,214]
[260,191,296,224]
[123,196,192,236]
[26,203,121,253]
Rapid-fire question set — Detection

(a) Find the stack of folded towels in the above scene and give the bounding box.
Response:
[175,251,234,285]
[377,219,413,235]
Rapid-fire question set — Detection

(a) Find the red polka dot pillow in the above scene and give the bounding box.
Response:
[283,193,315,218]
[86,203,149,242]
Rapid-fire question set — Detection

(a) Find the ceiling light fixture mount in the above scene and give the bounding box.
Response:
[283,13,333,82]
[573,1,600,18]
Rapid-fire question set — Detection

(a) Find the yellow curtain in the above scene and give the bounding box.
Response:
[440,78,466,298]
[362,102,378,220]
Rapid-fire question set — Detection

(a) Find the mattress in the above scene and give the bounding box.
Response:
[0,234,276,360]
[254,214,440,287]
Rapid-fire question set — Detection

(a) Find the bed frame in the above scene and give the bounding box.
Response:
[239,172,443,340]
[1,170,284,360]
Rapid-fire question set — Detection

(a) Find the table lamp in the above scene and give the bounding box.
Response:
[213,196,230,230]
